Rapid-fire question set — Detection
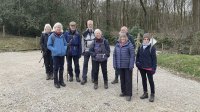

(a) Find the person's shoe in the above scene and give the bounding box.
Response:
[69,77,73,82]
[149,94,155,102]
[76,77,81,82]
[60,82,66,87]
[54,83,60,88]
[140,92,148,99]
[126,96,131,101]
[104,81,108,89]
[94,83,98,90]
[46,74,51,80]
[81,79,87,85]
[119,93,126,97]
[111,79,118,84]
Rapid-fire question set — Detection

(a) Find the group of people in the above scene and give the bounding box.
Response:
[40,20,157,102]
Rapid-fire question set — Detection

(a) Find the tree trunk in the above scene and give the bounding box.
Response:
[140,0,148,32]
[3,25,5,37]
[106,0,111,33]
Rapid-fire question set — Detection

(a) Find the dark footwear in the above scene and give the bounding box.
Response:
[76,77,81,82]
[149,94,155,102]
[111,79,118,84]
[81,79,87,85]
[92,79,94,83]
[54,83,60,88]
[46,73,51,80]
[140,92,148,99]
[69,77,73,82]
[60,82,66,87]
[126,96,131,101]
[119,93,126,97]
[94,83,98,90]
[104,81,108,89]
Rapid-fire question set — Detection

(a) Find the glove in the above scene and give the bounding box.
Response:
[82,52,85,56]
[150,68,156,74]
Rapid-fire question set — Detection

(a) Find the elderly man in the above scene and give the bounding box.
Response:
[81,20,96,85]
[111,26,135,84]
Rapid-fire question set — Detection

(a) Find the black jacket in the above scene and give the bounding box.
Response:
[40,33,52,52]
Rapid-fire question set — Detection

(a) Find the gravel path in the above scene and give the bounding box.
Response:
[0,50,200,112]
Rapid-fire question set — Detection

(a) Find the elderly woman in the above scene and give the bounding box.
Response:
[47,22,67,88]
[90,29,110,90]
[113,33,134,101]
[136,33,157,102]
[40,24,53,80]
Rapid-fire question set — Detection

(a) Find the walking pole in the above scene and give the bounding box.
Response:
[137,68,139,94]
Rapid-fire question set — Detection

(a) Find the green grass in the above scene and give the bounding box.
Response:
[158,53,200,78]
[0,35,40,52]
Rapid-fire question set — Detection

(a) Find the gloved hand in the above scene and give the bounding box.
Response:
[150,68,156,74]
[82,52,85,56]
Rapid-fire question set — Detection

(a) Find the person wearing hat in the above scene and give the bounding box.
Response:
[136,33,157,102]
[113,33,135,101]
[64,21,82,82]
[81,20,95,85]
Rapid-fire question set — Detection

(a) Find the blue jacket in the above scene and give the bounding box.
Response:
[136,44,157,70]
[113,40,135,69]
[47,33,67,56]
[90,38,110,62]
[64,30,82,57]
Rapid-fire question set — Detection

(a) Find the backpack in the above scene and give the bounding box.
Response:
[93,39,109,62]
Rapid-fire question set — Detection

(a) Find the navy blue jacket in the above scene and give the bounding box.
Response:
[64,30,82,57]
[113,40,135,69]
[136,44,157,70]
[47,33,67,56]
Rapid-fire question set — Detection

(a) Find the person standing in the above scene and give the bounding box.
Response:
[81,20,95,85]
[64,21,82,82]
[111,26,135,84]
[47,22,67,88]
[90,29,110,90]
[136,33,157,102]
[113,33,135,101]
[40,24,53,80]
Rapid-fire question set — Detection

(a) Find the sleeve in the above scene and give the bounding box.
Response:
[128,35,135,49]
[136,46,140,63]
[151,46,157,70]
[105,39,110,57]
[40,33,44,51]
[78,34,82,56]
[81,35,85,53]
[89,41,96,57]
[47,34,54,52]
[113,46,116,69]
[63,36,67,50]
[129,43,135,69]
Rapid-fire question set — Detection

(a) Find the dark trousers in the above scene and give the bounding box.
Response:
[43,51,53,74]
[114,69,119,80]
[139,69,155,94]
[67,55,80,78]
[93,60,108,83]
[119,68,132,96]
[53,56,65,84]
[82,52,94,80]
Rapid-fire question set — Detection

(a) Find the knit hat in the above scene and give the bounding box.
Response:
[143,33,151,40]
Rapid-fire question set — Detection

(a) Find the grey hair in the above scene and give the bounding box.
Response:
[94,29,102,35]
[42,24,52,33]
[52,22,63,33]
[118,32,128,42]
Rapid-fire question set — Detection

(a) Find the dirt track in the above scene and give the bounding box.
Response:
[0,50,200,112]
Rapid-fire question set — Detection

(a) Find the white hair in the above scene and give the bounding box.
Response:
[94,29,102,35]
[42,24,52,33]
[52,22,63,32]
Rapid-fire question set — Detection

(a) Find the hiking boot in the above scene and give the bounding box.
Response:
[104,81,108,89]
[149,94,155,102]
[126,96,131,101]
[54,83,60,88]
[94,83,98,90]
[46,73,51,80]
[69,77,73,82]
[140,92,148,99]
[76,77,81,82]
[119,93,126,97]
[60,82,66,87]
[81,79,87,85]
[111,79,118,84]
